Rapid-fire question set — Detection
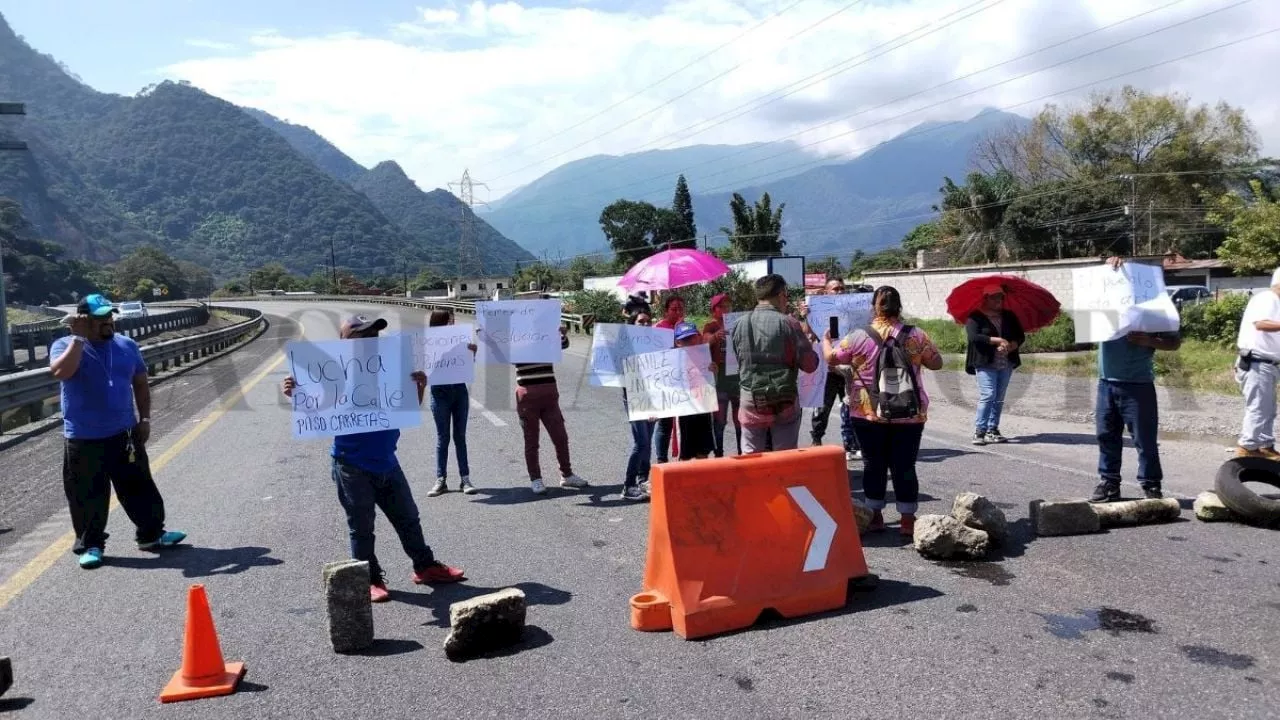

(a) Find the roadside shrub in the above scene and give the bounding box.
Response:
[1179,294,1247,346]
[911,312,1080,354]
[678,270,758,316]
[563,289,625,329]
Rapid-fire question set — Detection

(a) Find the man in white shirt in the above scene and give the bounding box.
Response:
[1235,268,1280,458]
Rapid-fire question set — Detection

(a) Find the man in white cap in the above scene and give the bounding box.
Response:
[1234,268,1280,458]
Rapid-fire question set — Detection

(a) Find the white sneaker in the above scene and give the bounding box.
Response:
[530,478,547,495]
[460,477,477,494]
[559,474,589,489]
[846,450,862,461]
[426,479,448,497]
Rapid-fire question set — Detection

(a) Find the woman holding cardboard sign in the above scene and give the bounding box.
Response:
[424,309,478,497]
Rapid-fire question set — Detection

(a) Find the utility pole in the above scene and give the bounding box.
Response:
[1122,174,1137,256]
[329,235,337,293]
[448,170,489,284]
[0,101,27,371]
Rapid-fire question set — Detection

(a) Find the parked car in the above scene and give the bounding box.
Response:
[117,301,148,319]
[1166,285,1212,309]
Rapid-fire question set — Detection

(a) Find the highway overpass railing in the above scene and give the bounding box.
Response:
[8,303,210,370]
[252,295,594,334]
[0,307,265,423]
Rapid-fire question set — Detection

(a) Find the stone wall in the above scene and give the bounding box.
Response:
[862,257,1165,320]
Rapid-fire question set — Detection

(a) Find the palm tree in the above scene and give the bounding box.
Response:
[935,170,1019,262]
[720,192,786,257]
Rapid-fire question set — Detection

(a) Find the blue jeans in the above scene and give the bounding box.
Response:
[654,417,674,463]
[1096,380,1162,488]
[429,384,470,479]
[839,404,856,450]
[623,398,654,488]
[974,367,1014,433]
[330,459,436,584]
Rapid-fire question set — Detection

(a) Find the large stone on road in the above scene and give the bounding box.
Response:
[1194,491,1237,522]
[323,560,374,654]
[0,656,11,697]
[913,514,991,560]
[851,498,873,533]
[952,492,1008,544]
[444,588,527,661]
[1030,499,1101,537]
[1090,497,1182,528]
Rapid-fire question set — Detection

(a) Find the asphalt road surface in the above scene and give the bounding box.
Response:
[0,301,1275,719]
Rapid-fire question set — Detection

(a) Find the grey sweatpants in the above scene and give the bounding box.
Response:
[1237,360,1279,450]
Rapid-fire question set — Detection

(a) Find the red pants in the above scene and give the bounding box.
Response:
[516,383,573,481]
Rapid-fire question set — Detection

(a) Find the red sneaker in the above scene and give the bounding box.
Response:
[413,562,465,585]
[370,582,391,603]
[899,513,916,538]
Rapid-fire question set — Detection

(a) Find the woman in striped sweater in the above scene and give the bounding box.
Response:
[516,320,588,496]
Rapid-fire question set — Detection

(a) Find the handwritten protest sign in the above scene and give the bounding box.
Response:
[286,336,419,439]
[589,323,675,387]
[623,345,718,421]
[413,323,475,386]
[1071,263,1180,344]
[475,299,563,364]
[799,352,829,409]
[723,311,749,376]
[807,293,874,344]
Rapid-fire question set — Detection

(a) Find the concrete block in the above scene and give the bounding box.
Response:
[1030,499,1101,537]
[444,588,527,661]
[0,656,11,697]
[953,492,1009,544]
[322,560,374,653]
[913,514,991,560]
[1194,491,1237,523]
[851,499,874,534]
[1090,498,1182,528]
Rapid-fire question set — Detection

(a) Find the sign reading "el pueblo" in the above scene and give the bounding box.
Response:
[1070,263,1180,344]
[623,345,718,421]
[413,323,475,386]
[286,336,419,439]
[475,299,563,364]
[806,293,874,344]
[588,323,675,387]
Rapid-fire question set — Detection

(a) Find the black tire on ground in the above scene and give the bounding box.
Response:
[1214,457,1280,527]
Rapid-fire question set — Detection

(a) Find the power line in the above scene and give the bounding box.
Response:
[489,0,814,165]
[485,0,1002,186]
[497,0,1191,202]
[497,0,1250,221]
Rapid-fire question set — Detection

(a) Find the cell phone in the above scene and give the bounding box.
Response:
[828,316,839,339]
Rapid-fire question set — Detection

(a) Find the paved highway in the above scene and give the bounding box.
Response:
[0,301,1275,719]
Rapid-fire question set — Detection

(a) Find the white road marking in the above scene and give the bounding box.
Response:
[470,398,508,427]
[787,486,836,572]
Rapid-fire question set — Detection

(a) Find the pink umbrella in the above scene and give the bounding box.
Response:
[617,249,731,292]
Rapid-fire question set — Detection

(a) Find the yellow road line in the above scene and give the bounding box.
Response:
[0,325,298,610]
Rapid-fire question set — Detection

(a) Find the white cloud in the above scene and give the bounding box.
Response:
[183,39,236,52]
[163,0,1280,200]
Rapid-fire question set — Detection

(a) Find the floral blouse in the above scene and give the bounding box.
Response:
[831,318,939,424]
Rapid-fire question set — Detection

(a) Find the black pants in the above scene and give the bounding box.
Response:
[851,419,924,514]
[62,429,167,554]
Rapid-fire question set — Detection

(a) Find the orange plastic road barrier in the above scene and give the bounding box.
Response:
[631,445,869,639]
[159,584,246,703]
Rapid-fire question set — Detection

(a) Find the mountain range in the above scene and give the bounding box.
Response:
[481,109,1031,260]
[0,13,534,281]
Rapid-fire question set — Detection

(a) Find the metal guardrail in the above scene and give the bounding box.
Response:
[246,294,595,334]
[0,307,265,422]
[8,304,210,370]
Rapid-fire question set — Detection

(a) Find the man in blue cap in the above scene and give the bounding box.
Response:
[49,293,187,569]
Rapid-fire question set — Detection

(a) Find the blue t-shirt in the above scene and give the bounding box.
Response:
[1097,337,1157,383]
[331,430,400,474]
[51,334,147,440]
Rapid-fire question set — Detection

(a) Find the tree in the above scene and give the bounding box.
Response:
[1001,180,1131,259]
[112,245,186,300]
[901,221,941,253]
[806,257,845,280]
[934,170,1019,262]
[599,200,691,266]
[721,192,785,257]
[410,267,446,292]
[1209,180,1280,274]
[672,174,697,243]
[177,260,215,299]
[247,263,298,293]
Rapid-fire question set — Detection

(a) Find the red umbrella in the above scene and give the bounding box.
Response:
[945,275,1061,332]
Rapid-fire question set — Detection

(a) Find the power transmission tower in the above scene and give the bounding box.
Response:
[448,169,489,282]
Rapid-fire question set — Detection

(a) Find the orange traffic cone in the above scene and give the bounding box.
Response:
[159,584,246,703]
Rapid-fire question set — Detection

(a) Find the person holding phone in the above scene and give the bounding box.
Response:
[799,278,862,460]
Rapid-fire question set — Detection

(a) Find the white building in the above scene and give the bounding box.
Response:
[447,277,513,300]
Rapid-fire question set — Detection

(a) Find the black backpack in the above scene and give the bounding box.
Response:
[862,324,921,420]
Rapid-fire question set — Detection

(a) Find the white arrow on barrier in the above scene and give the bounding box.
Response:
[786,486,836,572]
